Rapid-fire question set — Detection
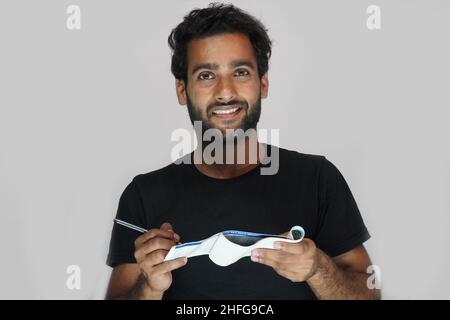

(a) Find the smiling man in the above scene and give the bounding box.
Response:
[105,3,380,300]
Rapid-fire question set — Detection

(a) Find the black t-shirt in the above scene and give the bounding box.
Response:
[107,145,370,299]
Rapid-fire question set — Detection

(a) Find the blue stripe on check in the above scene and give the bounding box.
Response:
[174,241,203,249]
[223,230,287,239]
[223,230,269,237]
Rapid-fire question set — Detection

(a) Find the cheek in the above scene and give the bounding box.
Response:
[188,89,212,114]
[241,89,260,107]
[239,80,261,100]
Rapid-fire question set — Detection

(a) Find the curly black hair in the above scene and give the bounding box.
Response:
[168,2,272,83]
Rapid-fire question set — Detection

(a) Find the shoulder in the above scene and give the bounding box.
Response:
[275,146,328,175]
[130,161,185,191]
[278,146,325,163]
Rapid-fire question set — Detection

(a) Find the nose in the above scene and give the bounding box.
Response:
[214,76,237,104]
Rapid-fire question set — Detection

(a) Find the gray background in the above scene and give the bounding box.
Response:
[1,0,449,299]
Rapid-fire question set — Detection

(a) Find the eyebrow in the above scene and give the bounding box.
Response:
[191,60,256,75]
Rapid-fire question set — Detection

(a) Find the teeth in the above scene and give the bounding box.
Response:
[213,107,239,115]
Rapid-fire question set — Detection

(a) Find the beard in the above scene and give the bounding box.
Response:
[186,93,262,139]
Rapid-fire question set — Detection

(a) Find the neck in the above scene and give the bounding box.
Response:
[193,130,263,179]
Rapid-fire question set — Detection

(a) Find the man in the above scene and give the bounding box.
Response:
[106,3,380,300]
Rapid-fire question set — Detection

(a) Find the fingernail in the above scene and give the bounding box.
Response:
[274,242,282,249]
[183,257,188,263]
[174,233,180,241]
[251,254,259,262]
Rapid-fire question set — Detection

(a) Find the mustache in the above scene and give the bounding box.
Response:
[208,100,248,113]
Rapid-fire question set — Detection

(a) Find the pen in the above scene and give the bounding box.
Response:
[114,219,181,244]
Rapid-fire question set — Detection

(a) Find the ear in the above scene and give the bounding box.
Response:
[175,79,187,105]
[260,73,269,99]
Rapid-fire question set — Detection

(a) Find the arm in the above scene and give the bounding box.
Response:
[106,264,163,300]
[251,239,381,300]
[307,245,380,299]
[106,222,187,300]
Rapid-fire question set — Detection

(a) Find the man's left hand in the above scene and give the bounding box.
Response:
[251,236,321,282]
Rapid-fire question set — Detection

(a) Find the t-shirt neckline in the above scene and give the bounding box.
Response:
[187,148,268,182]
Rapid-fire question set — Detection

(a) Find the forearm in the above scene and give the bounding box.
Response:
[307,249,380,300]
[109,274,164,300]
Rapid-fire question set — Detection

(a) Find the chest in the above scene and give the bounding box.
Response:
[147,176,319,244]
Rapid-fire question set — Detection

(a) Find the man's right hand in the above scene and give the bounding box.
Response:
[133,222,188,299]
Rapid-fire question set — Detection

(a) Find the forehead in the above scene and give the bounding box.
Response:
[186,33,256,70]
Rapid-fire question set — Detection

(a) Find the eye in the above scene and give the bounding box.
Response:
[234,69,250,78]
[198,72,215,81]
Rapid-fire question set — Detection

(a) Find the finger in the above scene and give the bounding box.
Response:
[142,237,176,255]
[279,231,289,237]
[152,257,188,277]
[274,241,307,255]
[139,249,170,267]
[135,237,176,261]
[251,248,287,270]
[160,222,173,232]
[276,238,315,255]
[135,228,179,247]
[161,222,181,242]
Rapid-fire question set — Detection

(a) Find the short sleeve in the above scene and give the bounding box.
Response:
[106,179,147,267]
[314,157,370,257]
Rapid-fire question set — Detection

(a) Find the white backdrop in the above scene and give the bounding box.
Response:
[1,0,449,299]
